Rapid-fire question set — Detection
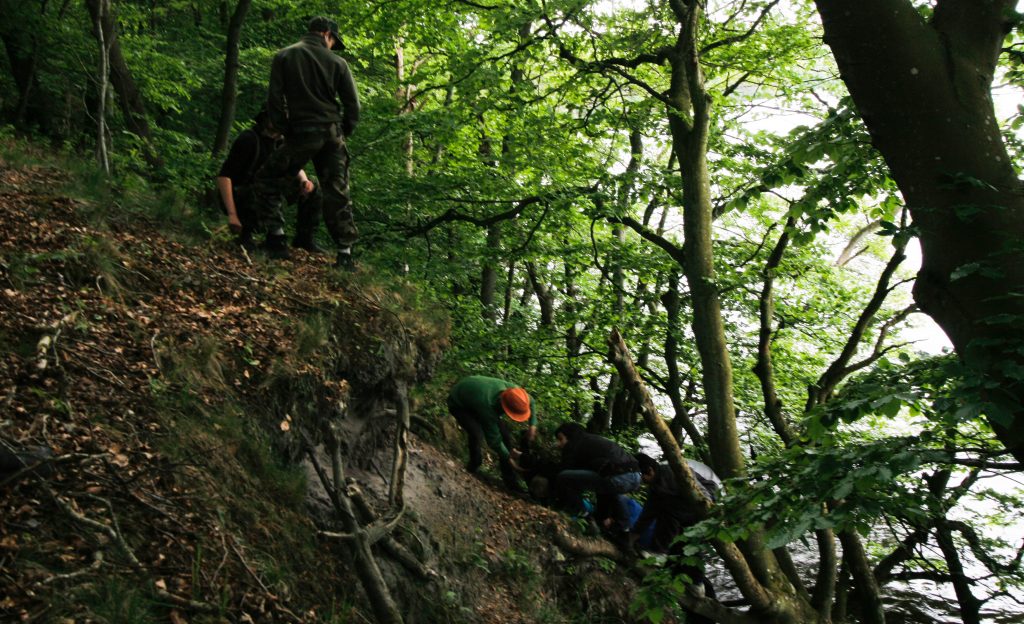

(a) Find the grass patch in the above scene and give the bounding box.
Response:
[293,313,331,360]
[1,236,127,298]
[55,577,161,623]
[0,134,213,243]
[156,335,229,393]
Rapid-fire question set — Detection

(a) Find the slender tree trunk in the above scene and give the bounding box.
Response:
[395,36,416,177]
[754,219,797,444]
[665,2,742,482]
[811,528,838,619]
[84,0,163,170]
[10,34,38,126]
[562,261,586,421]
[0,0,52,131]
[94,0,110,174]
[526,262,554,326]
[813,0,1024,461]
[588,375,608,428]
[935,520,983,624]
[502,259,516,323]
[212,0,252,156]
[838,529,886,624]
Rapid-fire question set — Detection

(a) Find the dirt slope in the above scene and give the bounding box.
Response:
[0,153,635,623]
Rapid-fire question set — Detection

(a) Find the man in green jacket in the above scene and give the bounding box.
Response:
[251,16,361,267]
[447,375,538,490]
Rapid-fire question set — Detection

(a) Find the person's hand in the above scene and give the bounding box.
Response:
[299,179,314,196]
[527,426,538,442]
[510,448,522,460]
[508,455,526,473]
[228,215,243,233]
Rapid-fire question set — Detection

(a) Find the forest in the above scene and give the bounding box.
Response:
[2,0,1024,622]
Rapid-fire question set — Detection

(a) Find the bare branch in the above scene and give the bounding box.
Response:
[701,0,782,55]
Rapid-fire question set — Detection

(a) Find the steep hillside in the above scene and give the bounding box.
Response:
[0,148,637,623]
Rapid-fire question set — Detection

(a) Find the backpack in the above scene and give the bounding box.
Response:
[240,129,263,186]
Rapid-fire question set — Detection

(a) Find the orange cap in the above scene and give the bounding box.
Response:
[500,387,531,422]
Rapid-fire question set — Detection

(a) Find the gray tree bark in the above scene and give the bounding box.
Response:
[813,0,1024,461]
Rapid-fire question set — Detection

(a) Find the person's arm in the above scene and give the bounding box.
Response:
[215,176,242,232]
[267,54,288,132]
[336,58,360,136]
[481,418,510,460]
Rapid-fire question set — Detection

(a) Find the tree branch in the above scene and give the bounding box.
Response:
[701,0,782,55]
[806,211,910,408]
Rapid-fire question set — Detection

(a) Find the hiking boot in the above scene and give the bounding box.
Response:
[503,478,528,494]
[334,251,355,271]
[292,234,325,254]
[606,527,632,552]
[236,233,257,253]
[262,234,291,260]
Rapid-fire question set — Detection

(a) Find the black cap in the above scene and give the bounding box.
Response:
[308,16,342,50]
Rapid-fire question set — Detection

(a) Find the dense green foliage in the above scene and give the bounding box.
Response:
[3,0,1023,621]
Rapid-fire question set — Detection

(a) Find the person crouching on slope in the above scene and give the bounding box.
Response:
[447,375,537,492]
[553,422,642,540]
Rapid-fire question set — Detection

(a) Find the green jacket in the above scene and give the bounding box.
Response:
[267,33,361,135]
[447,375,536,459]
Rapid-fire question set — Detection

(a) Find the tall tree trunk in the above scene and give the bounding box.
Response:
[502,259,516,324]
[5,31,39,126]
[212,0,252,156]
[395,34,416,274]
[562,261,586,421]
[666,0,743,483]
[588,375,609,429]
[661,1,820,620]
[813,0,1024,461]
[395,36,416,177]
[0,0,57,130]
[84,0,163,170]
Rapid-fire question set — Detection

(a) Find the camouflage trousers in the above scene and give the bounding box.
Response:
[251,122,357,247]
[230,180,322,240]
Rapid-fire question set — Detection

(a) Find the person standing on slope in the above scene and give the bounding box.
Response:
[250,16,360,268]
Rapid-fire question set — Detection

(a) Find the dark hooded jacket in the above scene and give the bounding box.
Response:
[558,426,639,476]
[634,460,722,535]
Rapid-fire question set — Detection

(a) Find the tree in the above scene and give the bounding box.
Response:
[94,0,111,174]
[812,0,1024,462]
[2,0,1022,620]
[211,0,253,156]
[84,0,163,170]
